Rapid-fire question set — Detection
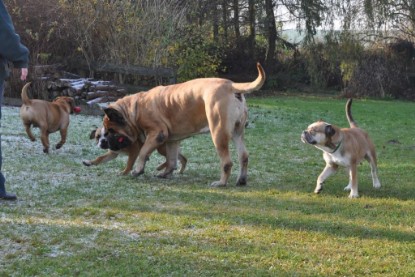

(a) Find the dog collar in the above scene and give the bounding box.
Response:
[330,139,343,153]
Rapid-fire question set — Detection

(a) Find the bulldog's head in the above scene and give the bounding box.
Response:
[102,107,134,151]
[89,126,110,150]
[89,125,132,151]
[301,120,336,147]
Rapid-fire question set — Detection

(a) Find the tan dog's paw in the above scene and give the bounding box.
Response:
[344,183,352,191]
[236,177,247,186]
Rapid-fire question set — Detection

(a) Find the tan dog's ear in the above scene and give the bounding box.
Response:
[89,129,97,140]
[104,107,126,126]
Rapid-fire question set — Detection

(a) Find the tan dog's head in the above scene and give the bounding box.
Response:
[301,120,337,148]
[53,96,76,114]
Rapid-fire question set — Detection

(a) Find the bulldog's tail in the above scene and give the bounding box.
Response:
[21,82,32,105]
[346,98,358,128]
[232,63,266,93]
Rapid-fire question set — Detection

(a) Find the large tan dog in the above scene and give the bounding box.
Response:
[20,82,79,153]
[301,99,381,198]
[83,126,187,175]
[102,63,265,186]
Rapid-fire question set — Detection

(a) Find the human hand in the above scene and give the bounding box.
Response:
[20,68,28,81]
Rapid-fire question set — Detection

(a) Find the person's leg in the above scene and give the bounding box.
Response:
[0,81,17,200]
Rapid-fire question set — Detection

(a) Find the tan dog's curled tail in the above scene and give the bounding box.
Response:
[21,82,32,105]
[346,98,358,128]
[232,62,266,93]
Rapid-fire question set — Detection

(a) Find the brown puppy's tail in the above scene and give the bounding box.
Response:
[21,82,32,105]
[232,62,266,93]
[346,98,358,128]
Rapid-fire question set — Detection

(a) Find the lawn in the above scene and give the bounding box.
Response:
[1,95,414,276]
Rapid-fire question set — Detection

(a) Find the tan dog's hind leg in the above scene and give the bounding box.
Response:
[315,164,338,193]
[24,123,36,141]
[233,134,248,186]
[210,132,233,187]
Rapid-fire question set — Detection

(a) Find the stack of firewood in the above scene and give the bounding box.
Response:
[47,78,128,105]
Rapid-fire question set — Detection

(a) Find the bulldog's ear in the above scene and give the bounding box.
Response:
[104,107,126,126]
[89,129,97,140]
[325,124,335,137]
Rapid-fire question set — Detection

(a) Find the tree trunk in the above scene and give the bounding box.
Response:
[212,0,219,42]
[248,0,256,60]
[222,0,228,43]
[265,0,277,67]
[233,0,240,40]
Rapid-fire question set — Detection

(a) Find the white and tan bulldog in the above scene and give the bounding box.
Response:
[102,63,265,186]
[301,99,381,198]
[83,126,187,175]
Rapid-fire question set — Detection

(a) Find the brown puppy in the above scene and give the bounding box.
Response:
[19,82,79,153]
[102,63,265,186]
[83,126,187,175]
[301,99,381,198]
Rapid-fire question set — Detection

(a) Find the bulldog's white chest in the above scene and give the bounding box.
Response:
[324,152,351,167]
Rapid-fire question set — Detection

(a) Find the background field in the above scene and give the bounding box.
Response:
[1,96,414,276]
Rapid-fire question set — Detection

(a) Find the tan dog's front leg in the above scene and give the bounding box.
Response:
[55,128,67,150]
[131,131,166,177]
[315,164,338,193]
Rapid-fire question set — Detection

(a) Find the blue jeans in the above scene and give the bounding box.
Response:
[0,80,7,195]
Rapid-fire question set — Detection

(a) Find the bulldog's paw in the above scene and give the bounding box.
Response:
[344,183,352,191]
[131,169,144,177]
[373,180,381,189]
[348,191,359,198]
[82,160,92,166]
[314,183,323,194]
[210,181,227,187]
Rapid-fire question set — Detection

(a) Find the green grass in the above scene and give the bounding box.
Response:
[1,96,414,276]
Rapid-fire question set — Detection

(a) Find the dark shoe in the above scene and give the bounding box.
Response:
[0,192,17,201]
